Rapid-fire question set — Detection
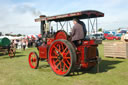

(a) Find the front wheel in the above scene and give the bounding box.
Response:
[28,52,39,69]
[48,39,76,76]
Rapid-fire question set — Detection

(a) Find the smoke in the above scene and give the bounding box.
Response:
[32,9,42,17]
[13,3,42,16]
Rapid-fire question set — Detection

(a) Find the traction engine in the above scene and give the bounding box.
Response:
[28,10,104,76]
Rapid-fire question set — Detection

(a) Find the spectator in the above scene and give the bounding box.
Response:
[26,39,28,49]
[17,40,22,49]
[14,39,18,48]
[22,40,26,50]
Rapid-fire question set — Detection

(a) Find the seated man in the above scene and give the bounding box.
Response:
[78,20,87,37]
[71,18,84,46]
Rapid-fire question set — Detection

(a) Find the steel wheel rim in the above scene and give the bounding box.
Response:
[29,52,38,69]
[49,41,71,75]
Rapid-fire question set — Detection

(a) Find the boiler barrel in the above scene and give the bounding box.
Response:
[0,37,10,47]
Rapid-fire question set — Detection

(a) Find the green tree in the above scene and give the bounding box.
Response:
[17,34,22,36]
[0,32,2,36]
[98,28,102,32]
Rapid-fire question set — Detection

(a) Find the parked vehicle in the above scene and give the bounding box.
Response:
[105,34,120,40]
[119,30,127,34]
[90,33,104,40]
[115,33,122,38]
[124,34,128,40]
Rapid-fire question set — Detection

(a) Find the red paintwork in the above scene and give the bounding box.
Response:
[82,40,96,45]
[47,38,54,46]
[48,41,71,75]
[104,33,108,38]
[38,43,48,59]
[77,42,98,69]
[115,36,121,40]
[54,30,68,40]
[105,34,120,40]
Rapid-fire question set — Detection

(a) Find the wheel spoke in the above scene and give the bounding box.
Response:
[65,51,69,57]
[53,46,61,53]
[51,56,58,59]
[63,60,69,69]
[56,61,61,69]
[63,51,70,59]
[62,47,68,54]
[61,43,64,51]
[58,44,61,52]
[66,60,70,65]
[34,62,37,66]
[32,61,36,66]
[53,50,59,56]
[63,64,65,72]
[63,57,70,59]
[54,59,59,64]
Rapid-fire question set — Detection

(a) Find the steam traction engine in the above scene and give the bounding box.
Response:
[0,37,15,57]
[28,10,104,76]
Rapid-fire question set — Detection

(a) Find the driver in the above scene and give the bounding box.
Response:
[71,18,84,46]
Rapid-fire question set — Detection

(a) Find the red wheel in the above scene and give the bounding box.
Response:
[54,30,68,40]
[48,39,76,76]
[9,49,15,57]
[28,52,39,69]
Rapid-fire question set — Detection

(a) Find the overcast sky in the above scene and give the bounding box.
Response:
[0,0,128,35]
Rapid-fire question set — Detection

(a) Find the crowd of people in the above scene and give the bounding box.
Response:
[11,38,42,50]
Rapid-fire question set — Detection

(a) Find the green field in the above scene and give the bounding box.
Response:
[0,42,128,85]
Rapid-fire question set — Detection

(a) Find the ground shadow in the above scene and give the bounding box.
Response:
[0,53,26,60]
[0,51,21,55]
[0,55,26,60]
[38,64,50,69]
[69,59,123,76]
[98,59,123,73]
[15,51,22,54]
[38,64,51,72]
[0,53,6,56]
[14,55,26,57]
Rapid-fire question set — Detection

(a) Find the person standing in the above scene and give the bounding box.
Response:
[26,39,28,49]
[22,40,26,50]
[17,40,22,49]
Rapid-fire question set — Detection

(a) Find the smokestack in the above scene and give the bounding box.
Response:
[40,15,46,18]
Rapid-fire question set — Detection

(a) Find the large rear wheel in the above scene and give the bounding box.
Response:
[48,39,76,76]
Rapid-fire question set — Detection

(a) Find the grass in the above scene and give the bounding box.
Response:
[0,41,128,85]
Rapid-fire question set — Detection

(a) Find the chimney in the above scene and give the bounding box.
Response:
[40,15,46,18]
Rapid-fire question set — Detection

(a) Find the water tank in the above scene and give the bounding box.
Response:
[0,37,10,47]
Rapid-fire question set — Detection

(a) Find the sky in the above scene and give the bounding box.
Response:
[0,0,128,35]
